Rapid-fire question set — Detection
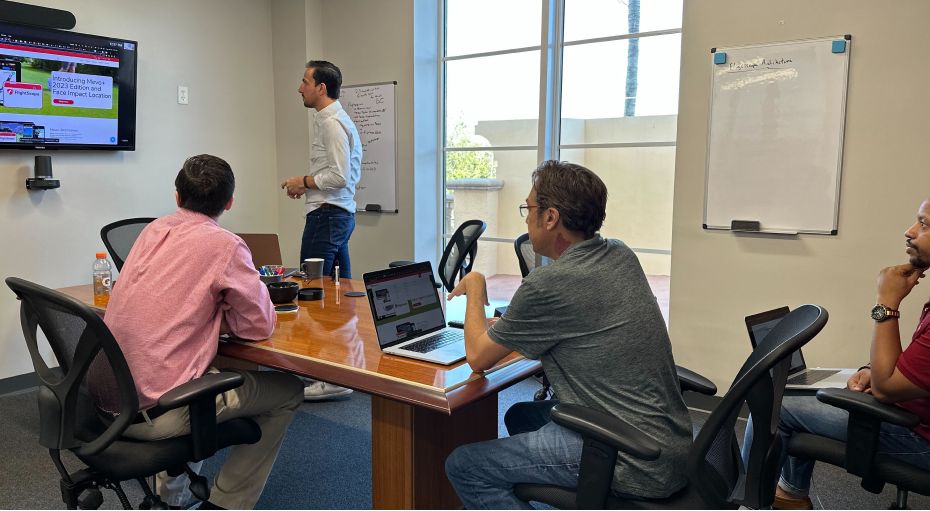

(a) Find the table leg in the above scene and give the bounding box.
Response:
[371,394,498,509]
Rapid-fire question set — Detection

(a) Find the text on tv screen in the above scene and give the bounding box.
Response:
[0,22,137,150]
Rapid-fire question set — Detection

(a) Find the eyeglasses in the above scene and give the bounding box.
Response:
[519,204,539,218]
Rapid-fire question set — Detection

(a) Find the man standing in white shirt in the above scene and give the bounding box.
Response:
[282,60,362,279]
[282,60,362,401]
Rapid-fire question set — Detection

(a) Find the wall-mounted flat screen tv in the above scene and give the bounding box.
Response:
[0,21,137,150]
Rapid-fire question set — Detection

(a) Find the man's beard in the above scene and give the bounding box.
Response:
[910,253,930,268]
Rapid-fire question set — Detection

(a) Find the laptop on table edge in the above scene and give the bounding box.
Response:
[363,261,466,365]
[745,306,856,390]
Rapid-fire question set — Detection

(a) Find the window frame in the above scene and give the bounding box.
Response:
[440,0,680,260]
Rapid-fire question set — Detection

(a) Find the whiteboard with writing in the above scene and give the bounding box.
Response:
[703,36,851,234]
[342,82,397,213]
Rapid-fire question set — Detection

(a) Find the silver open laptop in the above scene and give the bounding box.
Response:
[746,306,856,390]
[363,261,466,365]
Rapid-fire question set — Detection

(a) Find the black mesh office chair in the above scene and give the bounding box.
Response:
[787,388,930,509]
[676,365,717,396]
[390,219,487,292]
[100,218,156,272]
[511,233,554,398]
[6,277,262,510]
[514,304,828,509]
[514,232,549,278]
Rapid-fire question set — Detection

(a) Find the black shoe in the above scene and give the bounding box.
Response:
[196,501,225,510]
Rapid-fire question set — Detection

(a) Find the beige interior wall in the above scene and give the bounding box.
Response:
[326,0,415,276]
[281,0,416,276]
[0,0,279,380]
[670,0,930,392]
[272,0,416,273]
[272,0,316,266]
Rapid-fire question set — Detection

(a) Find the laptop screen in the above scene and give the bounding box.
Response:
[745,307,806,374]
[364,262,446,348]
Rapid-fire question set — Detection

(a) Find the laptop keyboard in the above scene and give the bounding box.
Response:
[787,369,840,386]
[402,330,464,353]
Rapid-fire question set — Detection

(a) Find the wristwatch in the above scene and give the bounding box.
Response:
[870,304,900,322]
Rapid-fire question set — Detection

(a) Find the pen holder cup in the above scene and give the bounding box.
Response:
[260,274,283,285]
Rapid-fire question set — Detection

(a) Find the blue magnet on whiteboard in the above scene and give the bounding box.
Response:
[831,40,847,53]
[713,52,727,64]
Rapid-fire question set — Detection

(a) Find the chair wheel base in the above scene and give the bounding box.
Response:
[77,488,103,510]
[139,494,170,510]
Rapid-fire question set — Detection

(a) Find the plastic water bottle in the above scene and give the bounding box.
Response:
[93,252,112,307]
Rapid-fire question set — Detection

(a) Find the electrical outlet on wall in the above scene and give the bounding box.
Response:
[177,85,189,105]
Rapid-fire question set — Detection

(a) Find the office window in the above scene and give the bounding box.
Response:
[443,0,681,318]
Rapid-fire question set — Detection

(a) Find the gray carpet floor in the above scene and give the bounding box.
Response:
[0,379,927,509]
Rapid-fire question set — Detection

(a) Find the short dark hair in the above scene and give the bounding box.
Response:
[306,60,342,100]
[531,160,607,238]
[174,154,235,218]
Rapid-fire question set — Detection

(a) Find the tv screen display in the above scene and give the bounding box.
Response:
[0,22,137,150]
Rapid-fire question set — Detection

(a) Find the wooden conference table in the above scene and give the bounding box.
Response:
[58,277,540,509]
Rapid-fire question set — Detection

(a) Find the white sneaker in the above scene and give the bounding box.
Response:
[303,380,353,401]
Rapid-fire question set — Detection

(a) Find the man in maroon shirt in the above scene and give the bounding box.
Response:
[765,199,930,509]
[100,155,304,509]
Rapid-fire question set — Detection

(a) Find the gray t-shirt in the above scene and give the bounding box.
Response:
[488,235,692,498]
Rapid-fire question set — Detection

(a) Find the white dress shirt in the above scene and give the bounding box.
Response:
[305,100,363,213]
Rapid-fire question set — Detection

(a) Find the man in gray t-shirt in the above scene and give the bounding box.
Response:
[445,160,692,508]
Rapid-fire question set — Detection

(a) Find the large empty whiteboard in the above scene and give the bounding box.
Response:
[342,81,397,213]
[703,36,851,234]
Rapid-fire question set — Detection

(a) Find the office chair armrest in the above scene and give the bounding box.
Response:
[815,387,920,489]
[157,372,245,411]
[157,372,245,461]
[816,388,919,428]
[551,403,661,461]
[676,365,717,396]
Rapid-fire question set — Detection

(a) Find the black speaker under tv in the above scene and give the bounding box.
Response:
[0,20,137,150]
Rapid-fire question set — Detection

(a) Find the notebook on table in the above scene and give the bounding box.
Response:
[745,306,856,390]
[363,261,466,365]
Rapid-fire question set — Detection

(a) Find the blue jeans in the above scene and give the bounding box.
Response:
[300,206,355,279]
[741,394,930,496]
[446,400,581,509]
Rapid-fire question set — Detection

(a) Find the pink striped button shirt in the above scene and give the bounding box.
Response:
[100,208,275,411]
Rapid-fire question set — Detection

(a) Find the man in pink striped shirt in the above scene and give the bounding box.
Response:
[101,154,304,509]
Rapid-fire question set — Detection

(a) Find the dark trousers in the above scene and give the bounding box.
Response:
[300,206,355,279]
